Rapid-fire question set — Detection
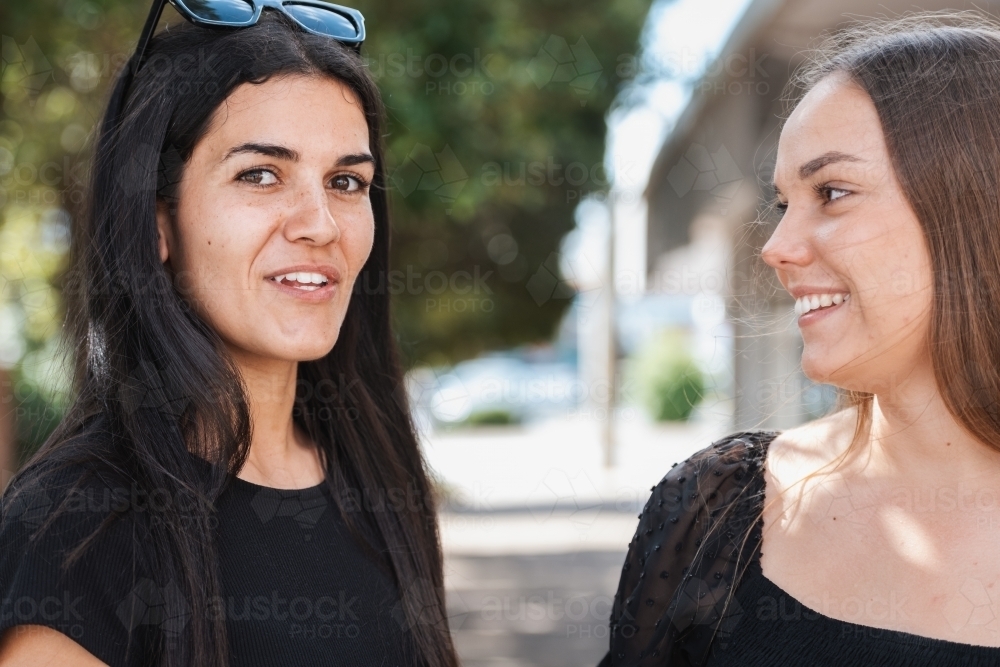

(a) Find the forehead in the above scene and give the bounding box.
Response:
[200,74,370,156]
[775,73,887,181]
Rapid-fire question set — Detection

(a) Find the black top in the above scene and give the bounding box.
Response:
[0,458,413,666]
[600,430,1000,666]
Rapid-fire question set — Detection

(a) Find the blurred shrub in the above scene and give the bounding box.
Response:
[464,408,519,426]
[630,330,704,422]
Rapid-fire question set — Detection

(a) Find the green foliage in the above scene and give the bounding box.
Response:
[0,0,653,476]
[363,0,652,366]
[463,408,519,426]
[1,0,652,372]
[631,329,704,422]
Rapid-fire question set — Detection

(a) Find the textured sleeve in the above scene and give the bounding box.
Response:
[600,431,775,667]
[0,464,156,666]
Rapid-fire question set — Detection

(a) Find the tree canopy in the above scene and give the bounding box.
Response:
[0,0,652,376]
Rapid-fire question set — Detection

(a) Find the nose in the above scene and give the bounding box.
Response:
[284,182,342,246]
[761,214,812,271]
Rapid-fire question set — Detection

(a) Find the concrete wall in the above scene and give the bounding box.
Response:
[645,45,831,430]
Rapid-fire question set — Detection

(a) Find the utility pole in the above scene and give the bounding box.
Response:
[601,195,617,469]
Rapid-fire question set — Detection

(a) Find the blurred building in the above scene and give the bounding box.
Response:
[643,0,999,429]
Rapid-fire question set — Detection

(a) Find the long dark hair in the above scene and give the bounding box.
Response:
[3,10,457,667]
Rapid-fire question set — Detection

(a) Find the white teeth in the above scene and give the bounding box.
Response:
[271,271,328,286]
[794,292,850,316]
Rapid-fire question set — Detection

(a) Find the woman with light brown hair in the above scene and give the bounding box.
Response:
[602,12,1000,666]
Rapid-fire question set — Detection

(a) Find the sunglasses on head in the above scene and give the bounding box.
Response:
[120,0,365,101]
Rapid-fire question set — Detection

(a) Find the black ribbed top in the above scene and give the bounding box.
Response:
[0,461,413,666]
[705,552,1000,666]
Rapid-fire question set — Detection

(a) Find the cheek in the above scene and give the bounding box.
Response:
[181,222,242,283]
[843,222,932,338]
[343,211,376,275]
[173,204,263,321]
[874,224,932,315]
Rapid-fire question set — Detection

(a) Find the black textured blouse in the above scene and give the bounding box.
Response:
[599,430,1000,666]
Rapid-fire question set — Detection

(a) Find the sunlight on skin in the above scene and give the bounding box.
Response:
[765,71,935,393]
[758,72,1000,645]
[879,505,941,569]
[0,624,107,666]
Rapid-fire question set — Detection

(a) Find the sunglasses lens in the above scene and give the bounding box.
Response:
[181,0,255,23]
[283,3,360,40]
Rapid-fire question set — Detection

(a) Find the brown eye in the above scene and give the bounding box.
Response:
[239,168,278,186]
[827,187,850,202]
[332,174,362,192]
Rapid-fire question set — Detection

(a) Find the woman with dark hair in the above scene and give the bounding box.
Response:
[602,12,1000,667]
[0,1,458,666]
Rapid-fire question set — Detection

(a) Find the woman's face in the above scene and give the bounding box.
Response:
[156,74,375,366]
[763,73,934,393]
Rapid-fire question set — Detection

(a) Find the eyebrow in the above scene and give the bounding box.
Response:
[220,142,375,167]
[798,150,862,179]
[771,150,864,193]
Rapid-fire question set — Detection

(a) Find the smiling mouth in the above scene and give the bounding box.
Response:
[794,292,850,316]
[268,272,330,292]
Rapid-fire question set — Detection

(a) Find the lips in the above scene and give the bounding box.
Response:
[270,272,329,291]
[263,264,342,302]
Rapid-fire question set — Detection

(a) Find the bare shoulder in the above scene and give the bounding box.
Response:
[767,406,859,479]
[0,624,107,666]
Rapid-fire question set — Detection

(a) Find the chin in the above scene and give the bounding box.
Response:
[294,342,339,362]
[800,352,837,386]
[256,337,338,363]
[801,354,873,396]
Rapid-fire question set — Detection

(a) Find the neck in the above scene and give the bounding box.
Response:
[854,364,1000,485]
[228,348,323,487]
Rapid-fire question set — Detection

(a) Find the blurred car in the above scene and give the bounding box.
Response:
[408,354,579,428]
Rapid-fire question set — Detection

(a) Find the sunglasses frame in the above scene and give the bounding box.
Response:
[120,0,365,104]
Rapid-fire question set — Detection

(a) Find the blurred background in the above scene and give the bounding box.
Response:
[2,0,990,664]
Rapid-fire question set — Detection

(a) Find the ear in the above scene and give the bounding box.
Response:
[155,198,175,265]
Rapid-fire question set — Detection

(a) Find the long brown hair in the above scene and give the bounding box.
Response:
[694,11,1000,656]
[784,10,1000,455]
